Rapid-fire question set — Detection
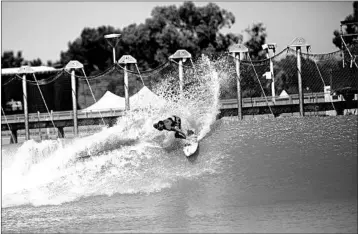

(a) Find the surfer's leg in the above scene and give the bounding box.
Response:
[175,131,186,139]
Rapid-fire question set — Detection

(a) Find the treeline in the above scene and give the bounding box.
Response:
[2,1,357,102]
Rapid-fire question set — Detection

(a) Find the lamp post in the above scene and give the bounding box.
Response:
[104,34,121,64]
[288,37,310,117]
[65,60,84,137]
[228,44,249,120]
[18,66,34,141]
[169,49,192,95]
[118,55,137,111]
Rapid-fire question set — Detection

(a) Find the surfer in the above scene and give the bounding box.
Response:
[153,115,192,139]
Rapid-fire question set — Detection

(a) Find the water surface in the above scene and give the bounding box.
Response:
[2,116,357,233]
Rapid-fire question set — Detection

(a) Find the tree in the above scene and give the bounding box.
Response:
[29,58,43,66]
[1,51,25,68]
[226,22,268,98]
[59,26,118,73]
[332,1,358,49]
[272,54,337,96]
[244,22,267,60]
[1,51,44,68]
[59,2,241,74]
[274,55,299,95]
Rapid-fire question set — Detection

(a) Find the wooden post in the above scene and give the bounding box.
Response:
[22,74,30,140]
[124,64,130,110]
[71,70,78,136]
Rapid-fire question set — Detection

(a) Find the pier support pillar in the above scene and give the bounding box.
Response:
[57,127,64,138]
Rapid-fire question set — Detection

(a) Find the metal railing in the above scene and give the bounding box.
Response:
[1,109,124,124]
[0,92,342,124]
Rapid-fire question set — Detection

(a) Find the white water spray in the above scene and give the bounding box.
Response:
[2,54,231,208]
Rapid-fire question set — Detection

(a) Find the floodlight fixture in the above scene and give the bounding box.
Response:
[104,34,121,64]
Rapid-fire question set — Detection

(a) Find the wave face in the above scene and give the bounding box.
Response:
[2,55,231,208]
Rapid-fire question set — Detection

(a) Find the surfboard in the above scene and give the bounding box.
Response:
[183,140,199,157]
[183,130,199,157]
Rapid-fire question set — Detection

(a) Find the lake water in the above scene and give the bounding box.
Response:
[2,115,357,233]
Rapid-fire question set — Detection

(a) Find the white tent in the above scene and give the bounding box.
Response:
[82,91,125,112]
[82,87,166,112]
[130,86,167,109]
[1,66,57,75]
[279,90,289,98]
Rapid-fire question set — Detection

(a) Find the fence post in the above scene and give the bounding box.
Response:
[57,127,64,138]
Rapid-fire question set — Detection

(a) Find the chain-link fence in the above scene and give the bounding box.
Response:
[2,44,357,116]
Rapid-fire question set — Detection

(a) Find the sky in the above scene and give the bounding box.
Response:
[1,1,354,63]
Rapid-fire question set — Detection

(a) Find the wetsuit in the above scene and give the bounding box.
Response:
[154,115,186,139]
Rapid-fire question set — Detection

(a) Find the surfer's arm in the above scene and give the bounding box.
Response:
[174,129,186,139]
[171,126,186,138]
[171,116,182,129]
[172,126,183,132]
